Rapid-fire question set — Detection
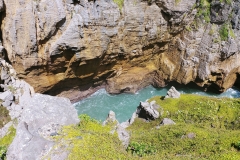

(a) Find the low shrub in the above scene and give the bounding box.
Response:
[50,114,130,160]
[113,0,124,9]
[127,141,156,157]
[0,126,16,159]
[232,141,240,150]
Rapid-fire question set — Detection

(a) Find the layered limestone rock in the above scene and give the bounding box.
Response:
[0,59,79,159]
[0,0,239,100]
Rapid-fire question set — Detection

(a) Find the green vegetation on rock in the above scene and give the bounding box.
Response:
[219,23,235,41]
[196,0,211,23]
[0,105,11,128]
[126,94,240,159]
[113,0,124,10]
[127,141,157,157]
[51,114,131,160]
[0,126,16,159]
[50,94,240,159]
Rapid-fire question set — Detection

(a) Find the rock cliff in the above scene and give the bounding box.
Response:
[0,58,79,159]
[0,0,239,100]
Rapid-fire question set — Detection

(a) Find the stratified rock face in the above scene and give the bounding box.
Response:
[0,0,240,99]
[0,59,79,159]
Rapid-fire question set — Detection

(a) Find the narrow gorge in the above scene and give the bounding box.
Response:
[0,0,239,100]
[1,0,240,159]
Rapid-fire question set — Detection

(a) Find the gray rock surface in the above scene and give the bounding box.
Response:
[181,132,196,139]
[103,110,119,126]
[0,0,239,99]
[7,94,79,160]
[211,1,232,24]
[165,86,181,99]
[36,0,66,42]
[0,121,13,138]
[103,110,129,148]
[160,118,176,126]
[135,100,160,121]
[116,125,130,148]
[0,59,79,160]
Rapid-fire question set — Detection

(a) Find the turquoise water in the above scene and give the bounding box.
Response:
[74,85,240,123]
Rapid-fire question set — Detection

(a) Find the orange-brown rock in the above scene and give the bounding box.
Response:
[0,0,239,101]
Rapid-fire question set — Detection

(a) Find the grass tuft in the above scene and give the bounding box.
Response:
[113,0,124,10]
[0,126,16,159]
[46,95,240,159]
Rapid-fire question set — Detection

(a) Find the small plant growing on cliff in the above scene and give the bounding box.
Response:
[0,146,7,160]
[225,0,232,5]
[219,23,235,41]
[232,141,240,150]
[113,0,124,10]
[175,0,181,5]
[219,23,229,41]
[196,0,211,23]
[127,141,156,157]
[0,126,16,159]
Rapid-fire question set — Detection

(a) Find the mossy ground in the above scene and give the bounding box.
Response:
[0,105,11,128]
[127,94,240,159]
[0,126,16,159]
[51,115,132,159]
[113,0,124,9]
[51,94,240,159]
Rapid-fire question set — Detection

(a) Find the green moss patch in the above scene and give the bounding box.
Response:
[0,105,11,129]
[126,94,240,159]
[49,94,240,159]
[113,0,124,10]
[52,114,131,160]
[0,126,16,159]
[196,0,211,23]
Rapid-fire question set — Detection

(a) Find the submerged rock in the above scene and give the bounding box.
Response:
[165,86,181,99]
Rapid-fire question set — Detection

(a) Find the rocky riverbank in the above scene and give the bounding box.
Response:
[30,87,240,159]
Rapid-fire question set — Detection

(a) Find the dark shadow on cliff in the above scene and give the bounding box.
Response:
[38,17,66,46]
[0,1,11,64]
[234,74,240,90]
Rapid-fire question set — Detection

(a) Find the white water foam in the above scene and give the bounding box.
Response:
[74,86,240,122]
